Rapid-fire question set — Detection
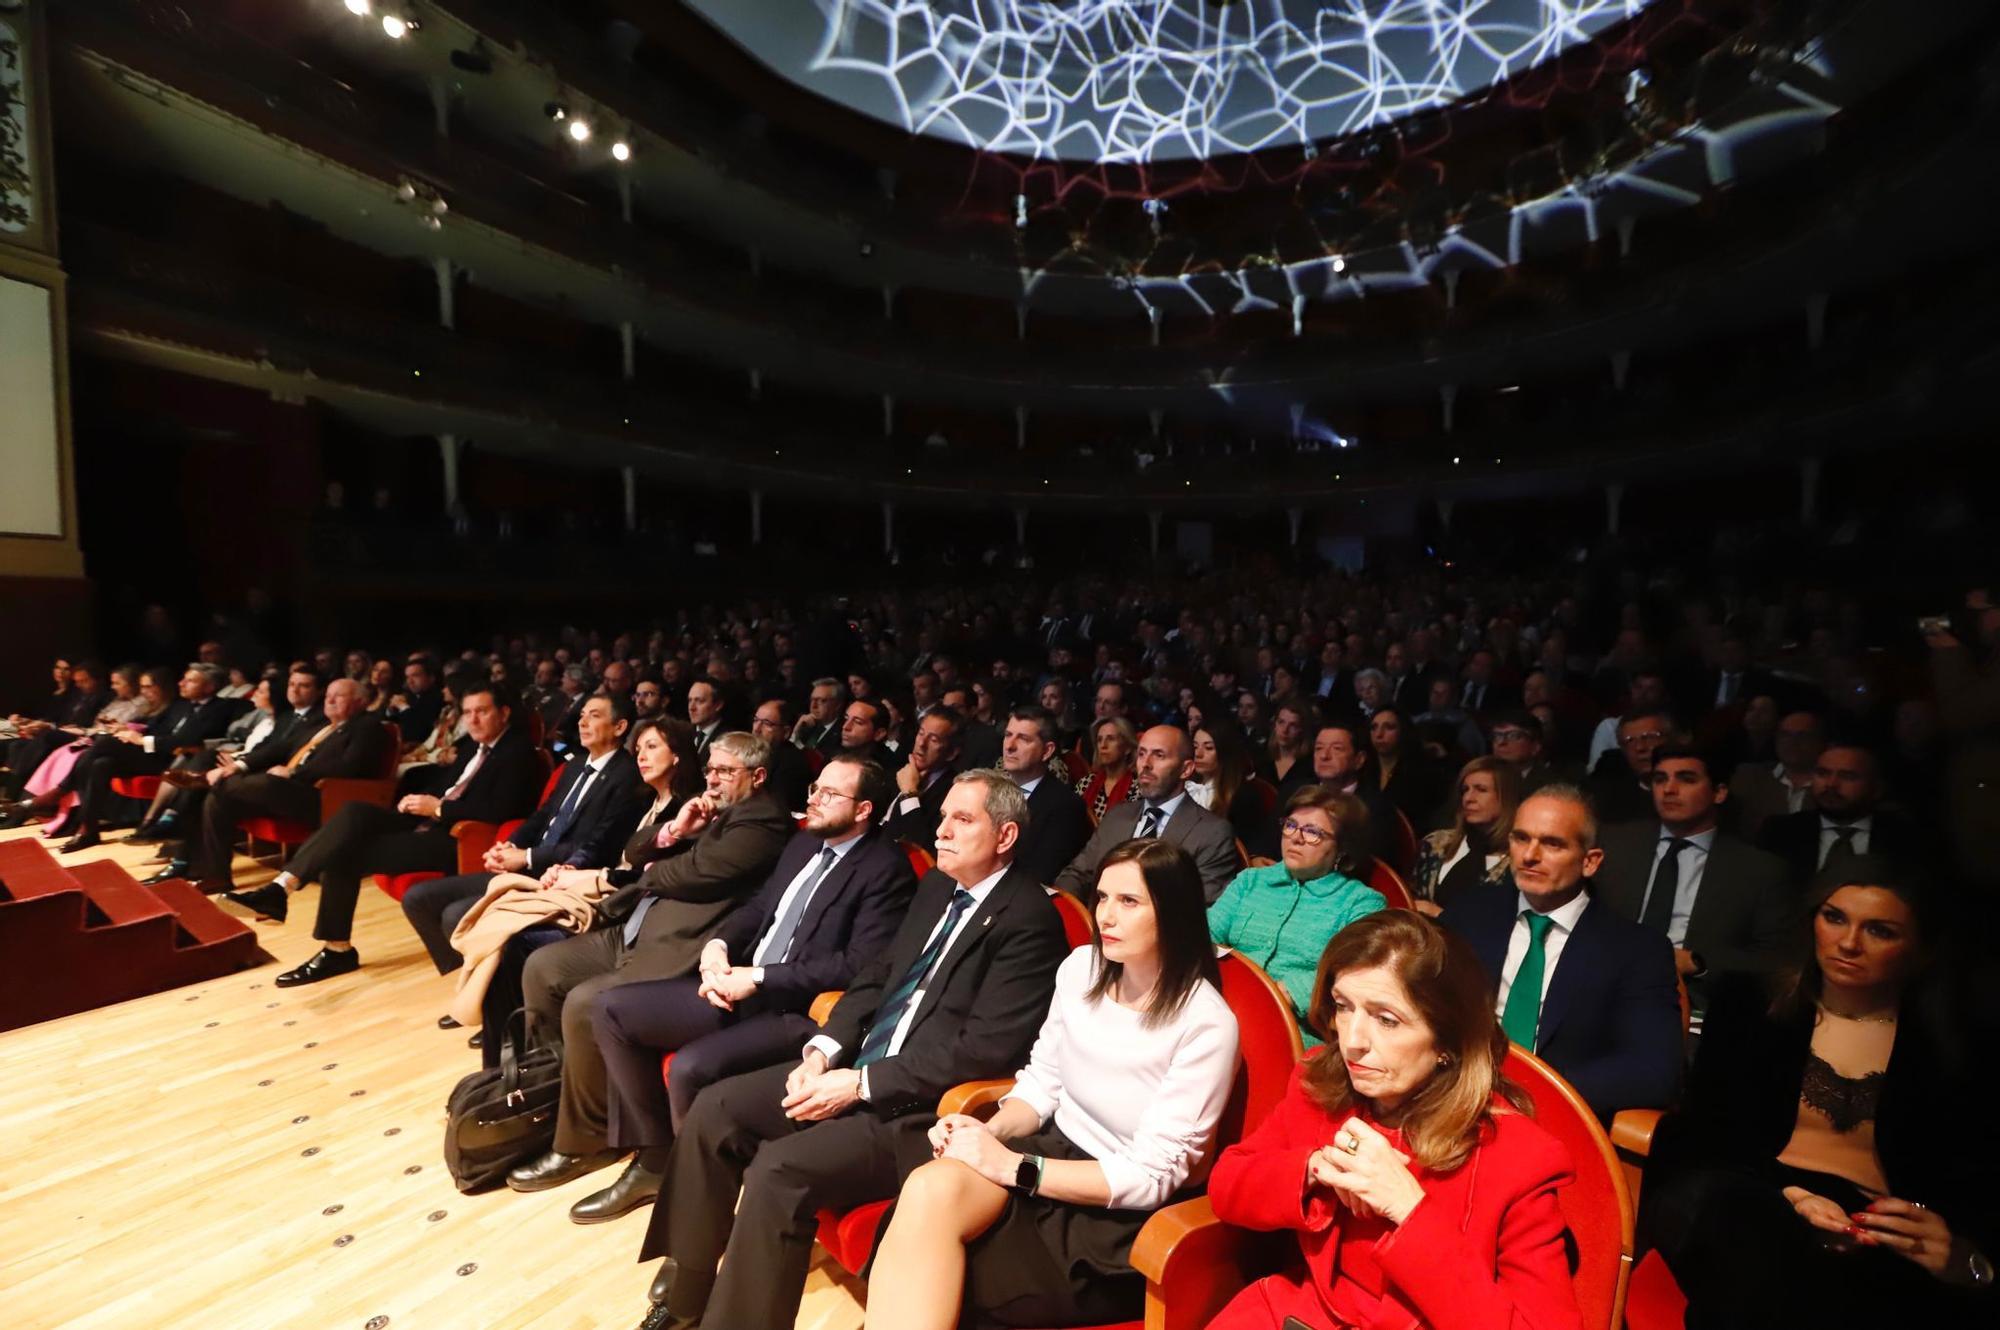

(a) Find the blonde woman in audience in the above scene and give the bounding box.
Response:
[1077,715,1138,821]
[1409,756,1521,917]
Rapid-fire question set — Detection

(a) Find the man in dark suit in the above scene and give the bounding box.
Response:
[1757,742,1917,889]
[685,679,728,757]
[1594,744,1793,1008]
[1312,639,1358,716]
[791,677,847,756]
[152,677,382,886]
[750,697,811,813]
[1439,784,1683,1120]
[1488,709,1564,796]
[387,653,444,744]
[998,704,1092,885]
[1260,717,1397,864]
[505,733,795,1192]
[1587,708,1673,827]
[236,682,542,986]
[639,769,1067,1325]
[1054,724,1240,902]
[569,755,916,1225]
[54,663,239,852]
[398,694,644,977]
[941,684,1001,769]
[1458,647,1516,717]
[880,707,963,854]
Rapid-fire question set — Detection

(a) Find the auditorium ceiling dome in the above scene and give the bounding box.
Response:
[686,0,1656,165]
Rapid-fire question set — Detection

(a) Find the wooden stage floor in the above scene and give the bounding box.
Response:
[0,823,867,1330]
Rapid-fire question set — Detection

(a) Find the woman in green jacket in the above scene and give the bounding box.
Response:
[1207,784,1385,1045]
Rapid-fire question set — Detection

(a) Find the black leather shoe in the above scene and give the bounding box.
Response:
[437,1014,462,1029]
[635,1302,696,1330]
[140,862,189,886]
[0,802,41,829]
[467,1031,484,1049]
[225,883,289,922]
[648,1258,679,1306]
[58,830,101,854]
[505,1148,623,1193]
[274,946,359,987]
[569,1159,665,1223]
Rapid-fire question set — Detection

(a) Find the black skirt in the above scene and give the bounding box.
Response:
[871,1122,1163,1330]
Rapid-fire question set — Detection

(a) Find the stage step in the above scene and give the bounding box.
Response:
[0,839,266,1032]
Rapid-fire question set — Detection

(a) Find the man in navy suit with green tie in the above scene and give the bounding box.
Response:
[1438,784,1683,1121]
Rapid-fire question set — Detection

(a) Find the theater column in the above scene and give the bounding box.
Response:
[0,0,88,698]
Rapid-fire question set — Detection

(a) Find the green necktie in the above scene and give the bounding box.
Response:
[1502,911,1556,1049]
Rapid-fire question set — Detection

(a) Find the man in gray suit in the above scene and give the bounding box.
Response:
[1594,742,1793,1009]
[1053,724,1241,903]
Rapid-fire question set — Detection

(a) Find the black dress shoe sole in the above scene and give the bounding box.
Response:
[224,886,289,922]
[437,1015,462,1029]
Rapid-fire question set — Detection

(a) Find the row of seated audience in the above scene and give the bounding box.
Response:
[3,581,1992,1329]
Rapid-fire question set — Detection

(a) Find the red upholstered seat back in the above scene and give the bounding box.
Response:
[1364,859,1414,911]
[1500,1046,1634,1330]
[900,839,935,880]
[1388,808,1419,873]
[372,722,402,778]
[1213,949,1308,1150]
[1049,890,1093,949]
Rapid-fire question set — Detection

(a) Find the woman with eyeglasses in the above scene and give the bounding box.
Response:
[1410,757,1523,918]
[1207,786,1385,1046]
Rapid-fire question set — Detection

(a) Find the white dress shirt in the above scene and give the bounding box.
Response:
[1003,948,1239,1210]
[1817,814,1873,868]
[1637,826,1716,947]
[749,831,863,968]
[808,865,1009,1097]
[1495,890,1594,1019]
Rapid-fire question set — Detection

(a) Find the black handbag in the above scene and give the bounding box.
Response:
[442,1009,563,1193]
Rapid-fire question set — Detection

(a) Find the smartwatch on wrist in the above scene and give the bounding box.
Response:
[1011,1153,1044,1197]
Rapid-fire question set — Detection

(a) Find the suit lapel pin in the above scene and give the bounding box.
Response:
[982,916,992,928]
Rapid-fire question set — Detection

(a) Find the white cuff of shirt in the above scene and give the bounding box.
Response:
[142,736,156,754]
[805,1034,842,1065]
[897,795,921,815]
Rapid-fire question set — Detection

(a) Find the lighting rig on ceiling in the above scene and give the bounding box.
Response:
[343,0,420,40]
[394,175,449,229]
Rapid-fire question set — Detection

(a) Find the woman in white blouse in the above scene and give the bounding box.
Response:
[866,838,1241,1329]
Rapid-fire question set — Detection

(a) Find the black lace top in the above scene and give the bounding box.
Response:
[1799,1053,1885,1134]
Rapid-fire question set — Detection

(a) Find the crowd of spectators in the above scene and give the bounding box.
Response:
[4,558,1993,1328]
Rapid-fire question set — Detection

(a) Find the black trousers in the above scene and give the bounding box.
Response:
[400,871,497,974]
[286,801,455,944]
[187,773,322,879]
[643,1061,932,1329]
[594,976,815,1165]
[520,926,706,1154]
[1643,1159,1979,1329]
[65,739,167,830]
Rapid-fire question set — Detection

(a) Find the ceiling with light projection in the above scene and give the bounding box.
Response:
[684,0,1654,163]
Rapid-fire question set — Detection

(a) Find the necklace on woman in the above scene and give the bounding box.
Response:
[1819,1001,1897,1025]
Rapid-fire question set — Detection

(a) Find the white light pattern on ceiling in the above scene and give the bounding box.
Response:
[809,1,1652,163]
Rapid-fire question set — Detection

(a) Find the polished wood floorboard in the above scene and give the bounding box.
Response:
[0,824,867,1330]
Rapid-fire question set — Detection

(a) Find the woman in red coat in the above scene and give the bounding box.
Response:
[1206,911,1584,1330]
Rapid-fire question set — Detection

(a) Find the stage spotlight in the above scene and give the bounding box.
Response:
[567,117,592,143]
[344,0,372,15]
[611,139,632,162]
[396,180,418,202]
[1331,256,1347,274]
[381,13,415,39]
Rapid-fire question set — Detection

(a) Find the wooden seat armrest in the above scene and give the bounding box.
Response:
[937,1079,1015,1119]
[1130,1195,1274,1330]
[809,990,844,1026]
[316,777,395,822]
[1612,1109,1664,1158]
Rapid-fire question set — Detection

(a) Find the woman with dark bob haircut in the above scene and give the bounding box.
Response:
[1641,856,1995,1327]
[1205,911,1584,1330]
[865,839,1240,1329]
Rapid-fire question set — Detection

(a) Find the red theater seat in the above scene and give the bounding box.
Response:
[813,949,1307,1330]
[374,747,555,900]
[243,721,403,856]
[1363,858,1414,910]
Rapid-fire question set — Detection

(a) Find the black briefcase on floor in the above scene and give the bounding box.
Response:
[442,1010,562,1193]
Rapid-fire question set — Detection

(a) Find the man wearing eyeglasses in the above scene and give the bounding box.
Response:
[1589,708,1674,824]
[553,754,919,1225]
[509,732,794,1194]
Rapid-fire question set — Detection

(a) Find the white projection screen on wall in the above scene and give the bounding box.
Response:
[0,272,64,538]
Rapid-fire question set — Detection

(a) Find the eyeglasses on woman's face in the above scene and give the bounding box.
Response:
[1280,817,1334,847]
